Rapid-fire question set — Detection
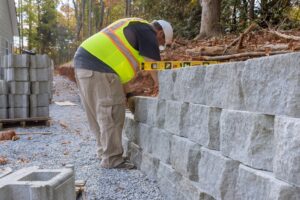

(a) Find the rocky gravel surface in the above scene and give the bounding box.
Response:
[0,75,164,200]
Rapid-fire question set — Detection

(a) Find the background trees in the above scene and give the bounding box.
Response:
[16,0,300,64]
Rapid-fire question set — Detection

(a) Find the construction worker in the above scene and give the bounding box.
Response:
[74,18,173,169]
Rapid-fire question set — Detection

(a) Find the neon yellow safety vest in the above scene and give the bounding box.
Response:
[81,18,149,84]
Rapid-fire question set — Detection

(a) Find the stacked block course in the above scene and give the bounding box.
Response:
[0,54,52,119]
[123,52,300,200]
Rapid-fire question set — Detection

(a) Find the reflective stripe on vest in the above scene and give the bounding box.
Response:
[80,18,148,83]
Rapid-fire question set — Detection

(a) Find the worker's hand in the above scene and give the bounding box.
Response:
[126,93,135,114]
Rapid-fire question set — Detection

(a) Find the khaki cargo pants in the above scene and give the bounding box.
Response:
[75,69,126,168]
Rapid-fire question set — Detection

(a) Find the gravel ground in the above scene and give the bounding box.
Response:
[0,75,164,200]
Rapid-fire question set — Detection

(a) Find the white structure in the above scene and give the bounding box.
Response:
[0,0,19,78]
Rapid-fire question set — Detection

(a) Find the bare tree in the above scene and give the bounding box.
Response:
[72,0,86,41]
[197,0,222,39]
[248,0,255,20]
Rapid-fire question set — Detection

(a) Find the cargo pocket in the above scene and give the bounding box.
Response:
[76,69,93,79]
[105,74,125,105]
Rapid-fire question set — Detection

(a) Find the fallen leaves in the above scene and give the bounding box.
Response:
[0,157,8,165]
[0,130,16,141]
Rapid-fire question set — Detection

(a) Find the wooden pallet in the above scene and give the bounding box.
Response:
[0,117,51,129]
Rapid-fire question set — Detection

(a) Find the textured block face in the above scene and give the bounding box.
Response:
[182,104,221,150]
[164,101,188,135]
[235,165,300,200]
[158,70,177,100]
[8,95,29,108]
[134,96,158,126]
[0,95,7,108]
[5,54,30,68]
[241,53,300,117]
[9,81,30,94]
[0,108,7,119]
[204,62,245,109]
[30,68,49,81]
[30,94,49,107]
[31,81,50,94]
[173,66,206,104]
[122,113,138,143]
[170,136,201,181]
[220,110,275,171]
[9,107,29,118]
[30,54,51,68]
[140,153,160,180]
[151,128,172,164]
[5,68,29,81]
[128,142,142,169]
[30,106,49,117]
[0,80,7,94]
[135,123,153,153]
[274,116,300,187]
[198,148,239,200]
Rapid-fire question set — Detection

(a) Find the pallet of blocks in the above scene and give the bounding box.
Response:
[0,54,52,129]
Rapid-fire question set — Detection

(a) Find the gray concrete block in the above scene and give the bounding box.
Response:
[4,54,30,68]
[173,66,206,103]
[241,53,300,117]
[123,113,138,143]
[128,142,142,169]
[0,80,8,94]
[8,95,29,108]
[31,81,50,94]
[136,123,153,153]
[235,164,300,200]
[182,103,221,150]
[0,166,76,200]
[5,68,29,81]
[151,127,172,164]
[198,147,239,200]
[274,116,300,187]
[9,107,29,118]
[30,68,49,81]
[220,110,275,171]
[0,108,7,119]
[158,69,177,100]
[203,62,245,109]
[30,54,51,68]
[170,135,201,181]
[140,153,160,180]
[8,81,30,94]
[0,95,7,108]
[122,136,130,158]
[30,106,49,118]
[30,94,49,107]
[164,101,188,135]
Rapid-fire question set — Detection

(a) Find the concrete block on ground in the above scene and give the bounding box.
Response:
[140,153,160,180]
[158,69,177,100]
[0,166,76,200]
[8,81,30,94]
[122,136,130,158]
[0,95,7,108]
[31,81,50,94]
[30,68,49,81]
[235,164,300,200]
[30,106,49,118]
[9,107,29,118]
[30,94,49,107]
[30,54,51,68]
[0,108,7,119]
[122,113,138,143]
[5,68,29,81]
[274,116,300,187]
[198,147,239,200]
[164,101,188,135]
[128,142,142,169]
[4,54,30,68]
[173,66,206,104]
[8,95,29,108]
[170,135,201,181]
[135,123,153,153]
[204,62,245,110]
[182,103,221,150]
[241,53,300,117]
[0,80,7,94]
[151,127,172,164]
[220,110,275,171]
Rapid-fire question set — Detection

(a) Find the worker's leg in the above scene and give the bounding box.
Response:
[75,69,104,159]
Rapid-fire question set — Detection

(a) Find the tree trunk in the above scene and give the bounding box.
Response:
[73,0,86,41]
[88,0,92,36]
[198,0,222,39]
[125,0,131,17]
[248,0,255,20]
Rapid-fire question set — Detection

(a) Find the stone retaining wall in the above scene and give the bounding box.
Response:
[122,52,300,200]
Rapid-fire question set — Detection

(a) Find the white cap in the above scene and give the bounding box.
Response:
[156,20,173,45]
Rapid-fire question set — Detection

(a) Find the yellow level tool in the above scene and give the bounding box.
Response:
[140,60,219,70]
